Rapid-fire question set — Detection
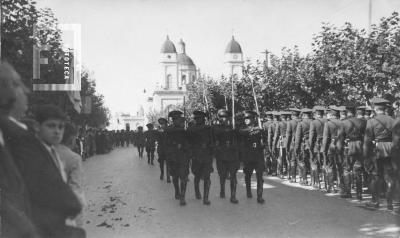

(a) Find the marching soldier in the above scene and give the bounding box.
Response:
[338,104,366,199]
[268,111,280,175]
[164,110,190,206]
[391,117,400,213]
[262,112,273,173]
[187,110,214,205]
[309,106,326,189]
[156,118,171,182]
[321,106,342,193]
[363,98,395,210]
[273,111,291,178]
[238,110,265,204]
[213,109,240,204]
[136,126,145,158]
[144,123,157,165]
[295,108,313,185]
[286,108,302,183]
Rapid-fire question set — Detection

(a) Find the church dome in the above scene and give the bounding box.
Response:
[177,53,195,66]
[161,36,177,53]
[225,36,242,54]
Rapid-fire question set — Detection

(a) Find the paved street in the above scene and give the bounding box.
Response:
[82,147,400,238]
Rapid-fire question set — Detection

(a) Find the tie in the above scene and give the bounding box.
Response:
[50,147,68,182]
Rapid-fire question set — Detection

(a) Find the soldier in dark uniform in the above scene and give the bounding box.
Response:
[338,104,366,199]
[213,109,240,204]
[156,118,171,182]
[144,123,157,165]
[187,110,214,205]
[309,106,326,189]
[295,108,313,185]
[321,106,342,193]
[268,111,280,175]
[262,112,273,174]
[363,98,395,209]
[136,126,145,158]
[273,111,290,178]
[164,110,190,206]
[286,108,302,183]
[238,110,265,204]
[391,118,400,213]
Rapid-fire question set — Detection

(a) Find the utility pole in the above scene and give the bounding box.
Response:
[368,0,372,33]
[261,49,269,71]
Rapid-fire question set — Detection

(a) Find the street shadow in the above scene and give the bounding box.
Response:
[359,223,400,237]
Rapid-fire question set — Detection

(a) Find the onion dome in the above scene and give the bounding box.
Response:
[225,36,242,54]
[161,35,177,53]
[177,53,195,66]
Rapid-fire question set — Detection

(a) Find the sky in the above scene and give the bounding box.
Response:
[37,0,400,115]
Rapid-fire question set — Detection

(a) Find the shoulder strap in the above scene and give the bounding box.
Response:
[373,117,392,137]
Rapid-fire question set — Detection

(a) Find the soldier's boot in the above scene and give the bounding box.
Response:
[256,176,265,204]
[203,179,211,205]
[230,178,238,204]
[326,170,333,193]
[166,166,171,183]
[151,153,154,165]
[219,177,226,198]
[180,180,187,206]
[366,176,380,208]
[173,178,180,200]
[147,153,151,164]
[290,163,296,183]
[341,172,352,198]
[245,174,252,198]
[386,181,394,210]
[159,161,164,180]
[194,176,202,199]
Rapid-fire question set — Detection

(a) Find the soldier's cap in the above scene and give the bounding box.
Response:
[217,109,230,118]
[326,105,340,112]
[312,106,326,112]
[192,110,207,118]
[146,123,154,128]
[281,111,292,115]
[243,110,258,118]
[289,108,301,112]
[370,97,390,106]
[158,117,168,124]
[137,126,143,129]
[345,103,356,112]
[337,106,347,112]
[300,108,313,114]
[168,110,183,119]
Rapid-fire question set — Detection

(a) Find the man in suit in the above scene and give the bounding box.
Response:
[0,62,39,238]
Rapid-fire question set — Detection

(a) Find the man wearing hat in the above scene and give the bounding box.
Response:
[144,123,158,165]
[187,110,214,205]
[338,104,366,199]
[136,126,145,158]
[295,108,313,185]
[286,108,302,182]
[156,118,171,182]
[267,111,280,175]
[321,106,343,193]
[309,106,327,189]
[273,111,291,178]
[213,109,240,204]
[238,110,265,203]
[363,98,395,209]
[164,110,190,206]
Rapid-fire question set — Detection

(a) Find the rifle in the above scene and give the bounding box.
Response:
[202,74,212,125]
[231,74,236,129]
[248,69,262,128]
[183,95,187,129]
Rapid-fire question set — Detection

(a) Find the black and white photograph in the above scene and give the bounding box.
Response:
[1,0,400,237]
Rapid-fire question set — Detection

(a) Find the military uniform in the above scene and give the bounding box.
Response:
[363,98,395,209]
[187,111,214,205]
[238,111,265,203]
[321,106,342,192]
[286,108,302,182]
[136,127,145,158]
[309,106,326,189]
[338,105,366,199]
[273,111,290,178]
[156,118,171,182]
[213,109,240,204]
[294,108,313,185]
[262,112,273,173]
[165,111,190,206]
[144,123,158,165]
[267,112,280,175]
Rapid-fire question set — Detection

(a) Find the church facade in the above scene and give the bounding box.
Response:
[147,35,244,116]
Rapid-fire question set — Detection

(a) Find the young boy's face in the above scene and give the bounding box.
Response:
[38,119,65,145]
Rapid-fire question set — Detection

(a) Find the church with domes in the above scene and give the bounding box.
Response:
[147,35,244,116]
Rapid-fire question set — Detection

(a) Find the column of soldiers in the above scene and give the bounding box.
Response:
[135,97,398,210]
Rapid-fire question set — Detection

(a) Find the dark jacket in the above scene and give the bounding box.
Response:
[0,117,85,238]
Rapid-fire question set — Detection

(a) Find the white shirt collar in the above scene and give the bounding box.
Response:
[8,116,28,130]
